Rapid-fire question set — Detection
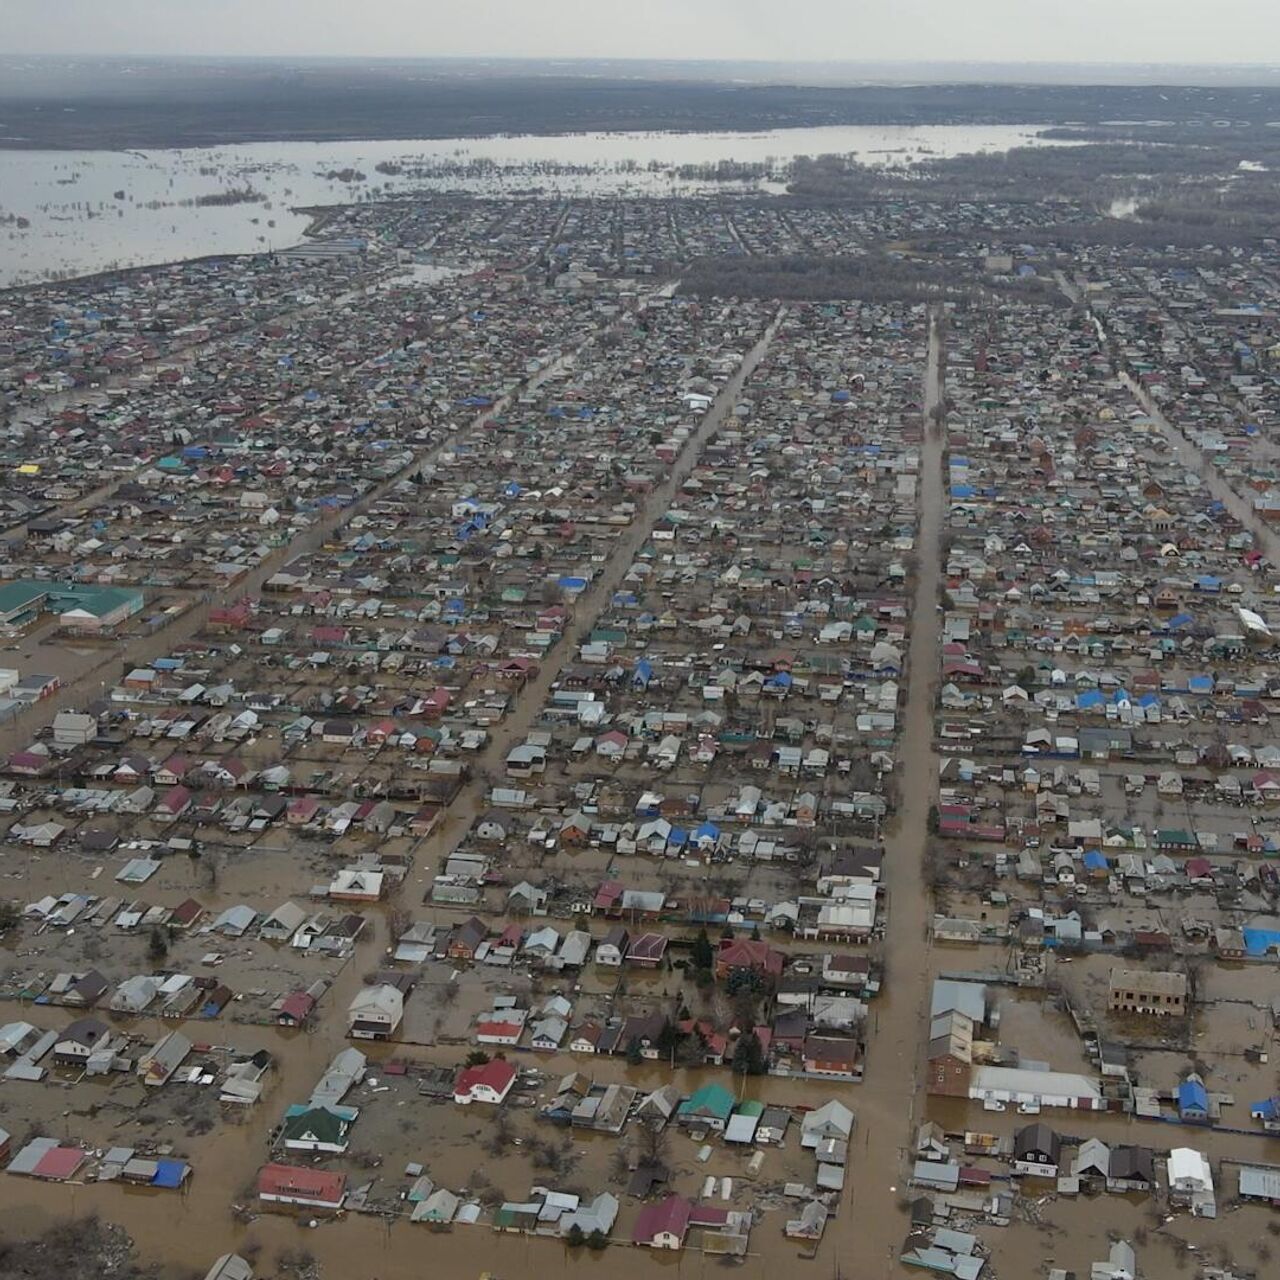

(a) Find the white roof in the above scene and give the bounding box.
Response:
[801,1099,854,1138]
[348,984,403,1018]
[1167,1147,1212,1188]
[973,1066,1101,1103]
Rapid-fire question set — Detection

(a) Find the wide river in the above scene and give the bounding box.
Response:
[0,124,1060,286]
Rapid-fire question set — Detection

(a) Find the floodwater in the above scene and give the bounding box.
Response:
[826,310,948,1276]
[0,124,1060,285]
[0,304,963,1279]
[0,306,800,1278]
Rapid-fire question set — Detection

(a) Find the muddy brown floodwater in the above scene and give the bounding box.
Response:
[827,308,947,1277]
[0,306,816,1280]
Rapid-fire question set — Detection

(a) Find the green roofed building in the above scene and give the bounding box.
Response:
[0,581,51,626]
[0,580,144,633]
[676,1082,735,1131]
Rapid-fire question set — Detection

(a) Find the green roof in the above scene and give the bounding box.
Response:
[0,580,144,621]
[281,1104,352,1144]
[733,1100,765,1118]
[56,585,144,618]
[678,1083,734,1120]
[0,581,48,617]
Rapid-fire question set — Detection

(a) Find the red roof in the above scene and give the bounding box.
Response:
[593,879,624,909]
[454,1058,517,1098]
[279,991,316,1022]
[716,938,784,977]
[169,898,205,927]
[33,1146,87,1180]
[633,1195,692,1245]
[476,1019,523,1040]
[689,1202,730,1228]
[159,785,192,812]
[257,1163,346,1203]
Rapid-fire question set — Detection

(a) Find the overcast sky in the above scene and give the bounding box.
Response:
[6,1,1279,65]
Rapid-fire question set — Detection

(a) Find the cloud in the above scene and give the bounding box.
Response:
[4,0,1277,65]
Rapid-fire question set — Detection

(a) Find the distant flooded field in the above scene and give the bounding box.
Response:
[0,124,1058,286]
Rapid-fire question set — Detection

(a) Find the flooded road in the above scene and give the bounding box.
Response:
[0,305,791,1277]
[835,308,947,1277]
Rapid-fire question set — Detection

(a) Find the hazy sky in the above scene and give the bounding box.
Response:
[6,0,1280,65]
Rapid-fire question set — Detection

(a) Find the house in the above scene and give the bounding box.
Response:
[1249,1097,1280,1134]
[714,938,785,981]
[803,1036,861,1078]
[110,973,162,1014]
[801,1099,854,1148]
[51,711,97,747]
[595,925,629,966]
[453,1058,517,1105]
[529,1017,568,1052]
[280,1104,355,1154]
[447,916,487,961]
[1013,1123,1063,1177]
[559,1192,619,1238]
[619,1011,665,1059]
[62,969,110,1007]
[568,1021,608,1054]
[757,1106,791,1146]
[256,1163,347,1212]
[347,985,403,1041]
[475,1009,528,1047]
[1091,1239,1137,1280]
[326,869,384,902]
[155,785,193,822]
[1108,967,1187,1017]
[1177,1073,1210,1122]
[927,1010,974,1097]
[1107,1145,1156,1193]
[169,899,205,931]
[785,1200,829,1241]
[221,1049,274,1105]
[1167,1146,1216,1216]
[260,901,307,944]
[822,953,872,990]
[677,1083,735,1131]
[632,1195,692,1250]
[277,990,317,1028]
[1072,1138,1111,1182]
[54,1017,110,1064]
[507,881,549,917]
[411,1187,462,1225]
[138,1031,192,1087]
[635,1084,681,1126]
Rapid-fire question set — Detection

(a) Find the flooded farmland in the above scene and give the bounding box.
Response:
[0,124,1061,285]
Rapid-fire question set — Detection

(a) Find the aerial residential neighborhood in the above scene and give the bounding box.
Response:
[1,24,1280,1280]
